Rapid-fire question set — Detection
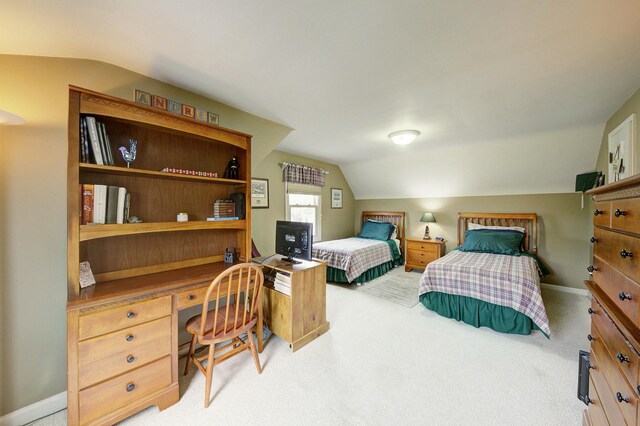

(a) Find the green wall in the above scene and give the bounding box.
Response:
[252,150,356,255]
[356,193,591,288]
[595,87,640,181]
[0,55,292,416]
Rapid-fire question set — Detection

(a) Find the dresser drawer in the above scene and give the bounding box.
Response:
[591,324,638,425]
[78,316,172,389]
[593,201,611,228]
[592,257,640,327]
[79,295,172,341]
[79,355,171,424]
[611,198,640,235]
[589,346,625,426]
[586,376,609,426]
[594,228,640,284]
[591,299,640,389]
[176,285,209,310]
[407,241,440,253]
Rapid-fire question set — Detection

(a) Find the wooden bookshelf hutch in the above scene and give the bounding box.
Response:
[66,86,254,425]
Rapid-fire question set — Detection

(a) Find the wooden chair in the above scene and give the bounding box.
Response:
[184,263,264,407]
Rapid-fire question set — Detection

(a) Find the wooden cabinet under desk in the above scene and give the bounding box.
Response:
[584,174,640,426]
[257,258,330,352]
[405,238,445,272]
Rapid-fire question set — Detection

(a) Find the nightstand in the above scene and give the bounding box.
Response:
[405,238,445,272]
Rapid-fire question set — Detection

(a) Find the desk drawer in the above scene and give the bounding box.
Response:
[176,285,209,310]
[589,347,625,426]
[591,324,638,425]
[78,316,172,389]
[79,355,171,424]
[594,228,640,284]
[611,198,640,235]
[79,296,171,340]
[591,299,640,389]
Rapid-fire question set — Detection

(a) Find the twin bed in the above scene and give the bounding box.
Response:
[419,213,549,336]
[312,211,405,284]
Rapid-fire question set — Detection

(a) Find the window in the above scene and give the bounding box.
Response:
[285,184,322,241]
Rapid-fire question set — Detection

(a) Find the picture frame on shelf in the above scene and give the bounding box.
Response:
[331,188,343,209]
[251,178,269,208]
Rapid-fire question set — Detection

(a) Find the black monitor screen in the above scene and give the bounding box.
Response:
[275,220,313,263]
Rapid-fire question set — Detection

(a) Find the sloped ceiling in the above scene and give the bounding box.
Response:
[2,1,640,198]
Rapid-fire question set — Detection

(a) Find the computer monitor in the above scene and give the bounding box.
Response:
[275,220,313,264]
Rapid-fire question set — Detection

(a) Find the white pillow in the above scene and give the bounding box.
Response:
[468,223,526,233]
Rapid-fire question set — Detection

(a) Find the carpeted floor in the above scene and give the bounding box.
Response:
[31,269,590,426]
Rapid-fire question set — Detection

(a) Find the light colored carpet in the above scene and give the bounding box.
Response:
[356,267,419,307]
[30,270,590,426]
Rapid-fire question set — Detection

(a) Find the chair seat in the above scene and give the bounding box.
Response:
[186,304,257,343]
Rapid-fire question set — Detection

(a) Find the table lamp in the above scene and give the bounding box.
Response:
[420,212,436,240]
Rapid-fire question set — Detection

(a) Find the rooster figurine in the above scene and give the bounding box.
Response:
[119,139,137,168]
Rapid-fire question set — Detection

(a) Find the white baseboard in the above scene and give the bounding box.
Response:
[541,282,589,297]
[0,391,66,426]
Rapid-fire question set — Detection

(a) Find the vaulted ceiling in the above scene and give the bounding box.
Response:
[2,1,640,198]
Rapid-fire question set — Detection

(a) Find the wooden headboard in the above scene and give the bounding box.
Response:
[361,211,406,250]
[457,212,538,255]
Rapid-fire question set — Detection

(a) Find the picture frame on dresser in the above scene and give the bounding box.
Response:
[607,113,636,183]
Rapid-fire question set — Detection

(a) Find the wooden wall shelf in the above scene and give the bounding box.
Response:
[80,220,246,241]
[79,163,246,185]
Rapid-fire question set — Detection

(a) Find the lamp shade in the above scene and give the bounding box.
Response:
[420,212,436,223]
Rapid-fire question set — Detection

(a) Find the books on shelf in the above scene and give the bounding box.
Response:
[81,116,114,166]
[276,271,291,283]
[213,199,236,219]
[273,281,291,296]
[81,184,129,225]
[160,167,218,178]
[206,216,239,221]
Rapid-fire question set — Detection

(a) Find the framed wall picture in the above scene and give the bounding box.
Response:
[251,178,269,208]
[608,113,636,183]
[331,188,343,209]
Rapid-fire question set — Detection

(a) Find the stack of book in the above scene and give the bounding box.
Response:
[273,271,291,296]
[209,199,238,221]
[80,116,116,166]
[81,184,130,225]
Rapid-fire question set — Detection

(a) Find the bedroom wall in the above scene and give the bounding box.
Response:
[595,86,640,182]
[356,193,590,289]
[251,150,356,256]
[0,54,292,416]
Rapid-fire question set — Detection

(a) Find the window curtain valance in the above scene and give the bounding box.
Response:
[281,162,328,187]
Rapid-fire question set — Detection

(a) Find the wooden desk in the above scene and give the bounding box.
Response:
[255,257,330,352]
[66,261,262,425]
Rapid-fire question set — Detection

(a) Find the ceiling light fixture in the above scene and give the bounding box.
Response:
[388,129,420,145]
[0,109,25,125]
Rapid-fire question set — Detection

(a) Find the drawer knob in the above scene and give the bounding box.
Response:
[126,334,134,341]
[588,363,595,370]
[616,352,630,364]
[587,334,595,342]
[619,292,632,301]
[127,355,135,363]
[587,265,596,273]
[616,392,629,403]
[126,311,136,319]
[614,208,627,217]
[590,237,598,244]
[587,308,595,315]
[187,295,195,300]
[126,383,136,392]
[585,396,592,405]
[620,249,633,259]
[594,209,603,216]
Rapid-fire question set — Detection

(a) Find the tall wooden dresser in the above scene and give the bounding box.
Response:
[585,174,640,425]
